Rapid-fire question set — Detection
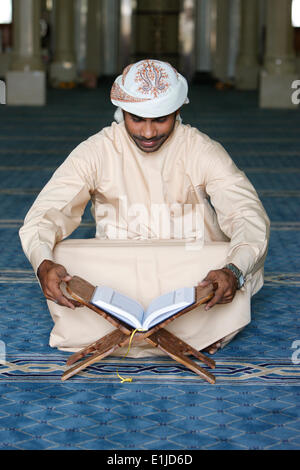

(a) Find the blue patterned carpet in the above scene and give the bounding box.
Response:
[0,84,299,450]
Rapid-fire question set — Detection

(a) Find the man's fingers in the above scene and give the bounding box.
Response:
[50,295,76,310]
[198,280,219,293]
[58,294,76,310]
[205,291,234,309]
[49,262,71,281]
[69,299,83,308]
[38,261,76,308]
[197,280,211,287]
[54,268,72,282]
[199,268,238,310]
[47,294,81,309]
[219,297,233,304]
[198,272,216,285]
[205,287,226,310]
[45,283,76,310]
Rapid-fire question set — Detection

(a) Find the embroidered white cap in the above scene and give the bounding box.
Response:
[110,59,189,118]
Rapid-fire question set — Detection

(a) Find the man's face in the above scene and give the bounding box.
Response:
[123,111,178,153]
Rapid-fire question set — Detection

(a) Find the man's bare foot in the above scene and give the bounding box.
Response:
[202,339,223,355]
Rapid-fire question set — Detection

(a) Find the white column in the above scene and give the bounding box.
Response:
[213,0,231,83]
[6,0,46,105]
[119,0,133,71]
[50,0,77,87]
[101,0,119,76]
[82,0,102,87]
[259,0,298,108]
[179,0,196,80]
[236,0,259,90]
[195,0,214,73]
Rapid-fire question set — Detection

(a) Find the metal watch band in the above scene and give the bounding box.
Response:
[224,263,245,289]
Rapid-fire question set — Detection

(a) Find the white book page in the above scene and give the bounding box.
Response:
[91,286,144,329]
[143,287,195,330]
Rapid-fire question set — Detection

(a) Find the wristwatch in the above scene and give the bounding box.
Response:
[224,263,245,289]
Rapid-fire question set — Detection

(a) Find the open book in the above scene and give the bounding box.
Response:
[90,285,195,331]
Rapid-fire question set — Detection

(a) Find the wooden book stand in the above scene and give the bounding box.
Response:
[61,276,217,384]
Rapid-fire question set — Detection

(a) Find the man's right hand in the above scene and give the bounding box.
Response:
[37,260,81,309]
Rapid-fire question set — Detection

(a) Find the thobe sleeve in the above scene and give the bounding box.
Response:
[203,141,270,279]
[19,141,99,274]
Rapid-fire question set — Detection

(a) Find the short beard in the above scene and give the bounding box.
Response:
[125,113,177,153]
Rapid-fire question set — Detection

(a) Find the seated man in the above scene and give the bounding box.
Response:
[19,60,270,355]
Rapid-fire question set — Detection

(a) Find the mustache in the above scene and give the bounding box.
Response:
[133,134,165,142]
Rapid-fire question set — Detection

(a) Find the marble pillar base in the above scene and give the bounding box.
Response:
[6,70,46,106]
[50,62,77,86]
[235,64,259,90]
[259,71,299,109]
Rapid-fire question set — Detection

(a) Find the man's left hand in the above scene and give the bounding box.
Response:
[198,268,238,310]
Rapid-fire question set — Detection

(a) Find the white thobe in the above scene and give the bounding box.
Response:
[19,121,270,354]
